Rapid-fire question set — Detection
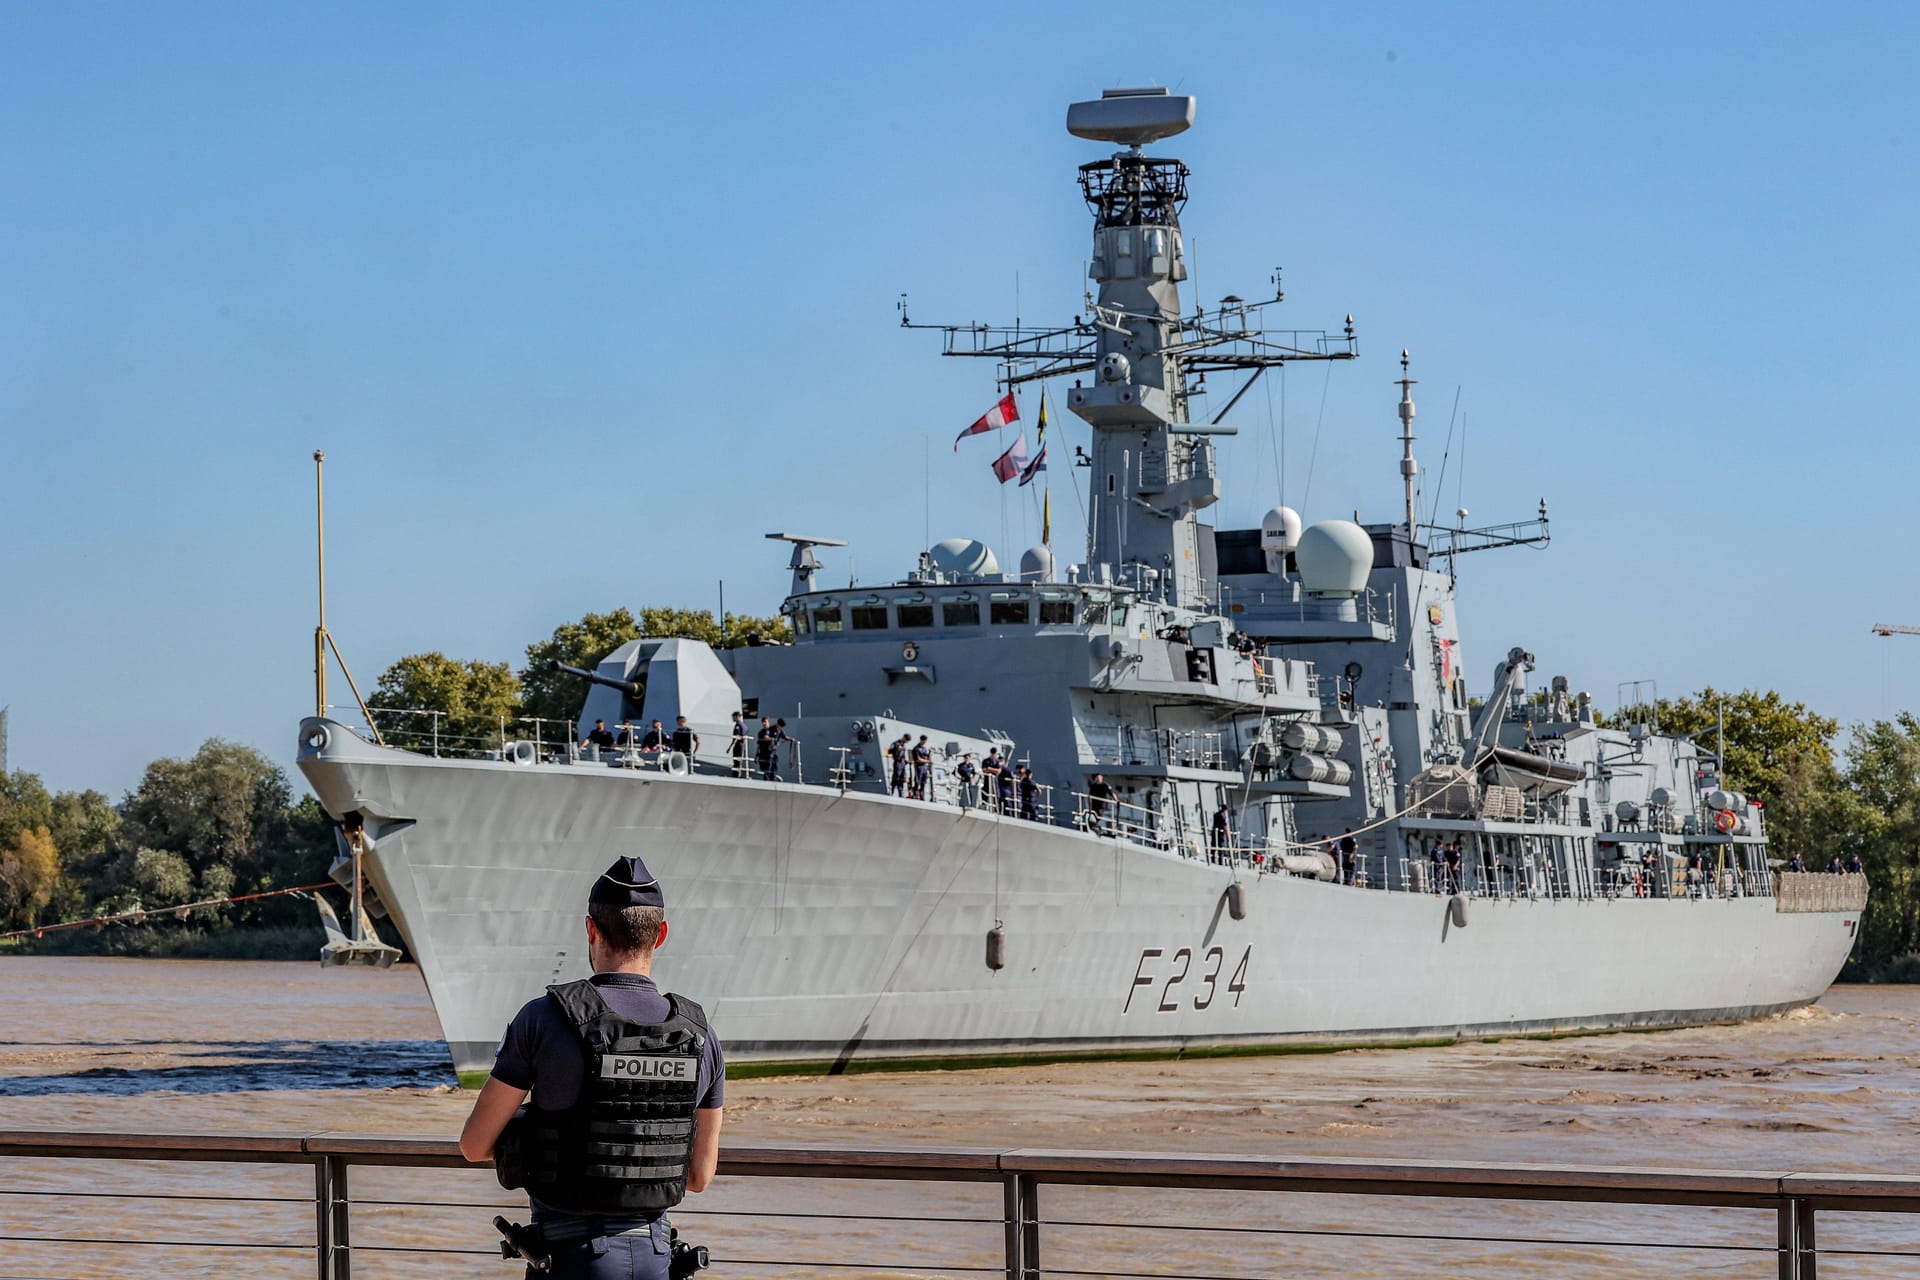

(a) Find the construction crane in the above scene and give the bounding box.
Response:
[1871,623,1920,637]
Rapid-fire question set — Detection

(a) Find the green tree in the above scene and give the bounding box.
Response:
[519,608,647,726]
[519,606,792,726]
[0,770,56,853]
[1838,714,1920,965]
[0,825,60,930]
[116,740,293,907]
[370,651,522,753]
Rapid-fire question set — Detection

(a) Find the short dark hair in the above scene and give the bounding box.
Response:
[589,903,664,956]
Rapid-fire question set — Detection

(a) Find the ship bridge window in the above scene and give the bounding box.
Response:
[941,597,979,626]
[1084,600,1109,625]
[790,609,811,635]
[897,602,934,629]
[990,593,1032,625]
[812,605,844,634]
[1038,598,1076,625]
[851,605,889,631]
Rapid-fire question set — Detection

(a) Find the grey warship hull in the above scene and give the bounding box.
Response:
[298,723,1858,1074]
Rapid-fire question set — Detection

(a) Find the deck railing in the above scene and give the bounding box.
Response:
[6,1129,1917,1279]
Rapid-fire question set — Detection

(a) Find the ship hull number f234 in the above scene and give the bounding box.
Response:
[1124,945,1251,1013]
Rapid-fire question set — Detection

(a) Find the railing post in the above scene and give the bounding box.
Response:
[1796,1198,1817,1280]
[1001,1173,1024,1280]
[1777,1197,1796,1280]
[315,1156,351,1280]
[1018,1173,1040,1280]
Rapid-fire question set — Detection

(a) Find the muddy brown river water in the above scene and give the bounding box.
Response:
[2,957,1917,1278]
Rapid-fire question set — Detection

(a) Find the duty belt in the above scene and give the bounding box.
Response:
[536,1216,660,1245]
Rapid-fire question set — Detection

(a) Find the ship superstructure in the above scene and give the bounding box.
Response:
[298,89,1863,1074]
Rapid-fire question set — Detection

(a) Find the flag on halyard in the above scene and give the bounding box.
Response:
[990,434,1029,483]
[1018,442,1047,486]
[1042,489,1051,545]
[954,392,1019,450]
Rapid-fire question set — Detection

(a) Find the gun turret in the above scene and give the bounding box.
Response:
[548,659,641,700]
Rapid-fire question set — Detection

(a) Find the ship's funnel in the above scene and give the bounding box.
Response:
[1067,87,1195,146]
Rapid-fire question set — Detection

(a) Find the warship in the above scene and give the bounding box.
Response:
[299,88,1864,1074]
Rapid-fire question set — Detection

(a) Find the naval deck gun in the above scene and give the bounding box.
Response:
[547,659,642,700]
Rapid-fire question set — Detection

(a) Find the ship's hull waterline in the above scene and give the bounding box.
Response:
[298,722,1857,1075]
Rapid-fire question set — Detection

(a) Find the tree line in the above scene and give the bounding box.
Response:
[0,741,337,953]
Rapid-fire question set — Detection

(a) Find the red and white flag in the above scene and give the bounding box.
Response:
[953,392,1019,451]
[990,434,1029,483]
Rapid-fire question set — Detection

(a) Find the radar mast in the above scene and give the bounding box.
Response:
[904,88,1358,608]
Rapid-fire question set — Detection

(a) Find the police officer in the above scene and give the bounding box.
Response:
[460,856,724,1279]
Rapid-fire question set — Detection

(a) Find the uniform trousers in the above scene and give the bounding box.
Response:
[536,1216,671,1280]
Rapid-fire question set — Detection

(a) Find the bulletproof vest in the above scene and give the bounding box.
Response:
[494,981,709,1216]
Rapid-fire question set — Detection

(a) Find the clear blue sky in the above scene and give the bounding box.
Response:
[5,2,1917,798]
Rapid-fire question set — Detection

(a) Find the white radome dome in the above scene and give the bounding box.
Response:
[929,537,999,578]
[1259,505,1304,552]
[1295,520,1374,597]
[1018,544,1055,582]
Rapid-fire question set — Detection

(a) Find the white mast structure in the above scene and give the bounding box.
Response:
[1396,349,1418,539]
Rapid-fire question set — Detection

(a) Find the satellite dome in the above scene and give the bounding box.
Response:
[1018,544,1055,582]
[1259,506,1304,553]
[928,537,999,579]
[1295,520,1374,597]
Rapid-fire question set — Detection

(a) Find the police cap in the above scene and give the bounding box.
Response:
[588,856,665,909]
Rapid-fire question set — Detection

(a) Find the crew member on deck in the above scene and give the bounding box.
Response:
[459,857,724,1279]
[955,754,979,808]
[981,751,1005,812]
[1088,774,1116,833]
[912,736,933,801]
[1211,805,1233,861]
[640,720,669,753]
[887,736,909,797]
[671,716,699,758]
[1337,829,1358,884]
[729,712,750,777]
[581,720,617,751]
[1016,765,1038,821]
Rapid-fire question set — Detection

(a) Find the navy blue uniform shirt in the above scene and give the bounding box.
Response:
[493,971,725,1114]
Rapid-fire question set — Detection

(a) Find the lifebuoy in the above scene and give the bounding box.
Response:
[1714,809,1738,833]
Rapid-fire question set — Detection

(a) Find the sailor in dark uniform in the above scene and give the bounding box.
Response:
[460,856,724,1279]
[887,735,909,796]
[1020,765,1042,821]
[580,720,617,751]
[911,736,933,800]
[729,711,750,777]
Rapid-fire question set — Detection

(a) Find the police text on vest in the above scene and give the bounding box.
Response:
[601,1054,695,1081]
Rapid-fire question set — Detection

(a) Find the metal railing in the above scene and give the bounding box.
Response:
[1080,726,1232,773]
[3,1129,1918,1279]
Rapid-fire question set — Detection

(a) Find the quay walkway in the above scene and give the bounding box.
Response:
[3,1128,1919,1277]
